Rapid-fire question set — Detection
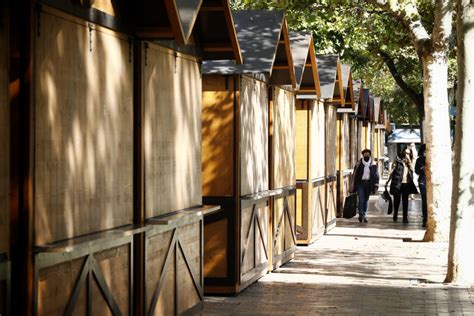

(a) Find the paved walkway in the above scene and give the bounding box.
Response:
[201,195,474,315]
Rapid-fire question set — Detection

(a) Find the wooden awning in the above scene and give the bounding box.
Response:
[358,88,370,119]
[290,32,321,98]
[317,55,344,104]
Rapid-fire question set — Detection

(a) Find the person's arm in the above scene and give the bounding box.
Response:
[385,162,396,188]
[415,157,422,175]
[372,166,380,194]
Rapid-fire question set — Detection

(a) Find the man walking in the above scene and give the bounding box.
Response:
[352,149,380,223]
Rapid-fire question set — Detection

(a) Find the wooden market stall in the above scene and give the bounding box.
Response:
[6,0,240,314]
[0,3,9,315]
[290,33,326,245]
[202,10,296,294]
[373,97,387,176]
[317,55,344,232]
[335,64,355,217]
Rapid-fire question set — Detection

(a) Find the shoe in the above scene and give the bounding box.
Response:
[363,217,368,223]
[393,217,397,222]
[403,219,409,224]
[358,216,363,223]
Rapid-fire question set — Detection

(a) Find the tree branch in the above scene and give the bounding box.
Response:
[432,0,454,51]
[378,50,424,115]
[365,0,432,55]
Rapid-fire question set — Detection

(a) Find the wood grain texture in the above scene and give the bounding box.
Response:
[342,114,351,170]
[202,75,235,197]
[295,101,309,180]
[0,9,9,254]
[240,204,269,275]
[34,9,133,245]
[272,194,296,259]
[38,257,88,315]
[146,221,202,315]
[144,44,202,218]
[311,183,325,238]
[240,76,268,196]
[325,105,337,175]
[326,180,337,226]
[310,101,325,179]
[271,88,296,189]
[350,118,359,168]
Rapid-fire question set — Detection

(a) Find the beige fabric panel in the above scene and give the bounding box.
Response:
[0,9,9,254]
[240,76,268,196]
[325,105,337,175]
[34,9,133,245]
[342,114,351,170]
[144,44,202,218]
[310,101,325,179]
[272,87,296,189]
[295,101,309,180]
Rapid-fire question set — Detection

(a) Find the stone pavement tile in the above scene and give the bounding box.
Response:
[201,197,472,315]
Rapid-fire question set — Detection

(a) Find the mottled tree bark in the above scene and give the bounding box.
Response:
[446,0,474,285]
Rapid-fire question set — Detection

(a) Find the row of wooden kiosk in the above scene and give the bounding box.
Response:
[0,1,388,315]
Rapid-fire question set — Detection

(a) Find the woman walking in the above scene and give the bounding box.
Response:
[352,149,380,223]
[415,144,427,227]
[386,147,418,223]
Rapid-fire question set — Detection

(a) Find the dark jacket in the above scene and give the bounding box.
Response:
[353,159,380,193]
[415,156,426,186]
[388,157,418,195]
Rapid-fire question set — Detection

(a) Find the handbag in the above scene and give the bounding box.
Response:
[382,188,393,214]
[343,194,358,219]
[374,194,389,214]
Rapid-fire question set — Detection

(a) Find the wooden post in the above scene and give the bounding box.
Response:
[9,0,34,313]
[133,40,145,316]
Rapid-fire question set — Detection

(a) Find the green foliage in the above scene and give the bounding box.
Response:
[230,0,457,124]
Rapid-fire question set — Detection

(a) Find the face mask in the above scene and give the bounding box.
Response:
[363,156,370,162]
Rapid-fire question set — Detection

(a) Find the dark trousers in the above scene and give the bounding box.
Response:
[393,183,410,221]
[419,184,427,223]
[357,180,371,218]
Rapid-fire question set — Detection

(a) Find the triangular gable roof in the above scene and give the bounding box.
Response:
[195,0,242,63]
[134,0,241,62]
[202,10,295,86]
[317,55,344,103]
[337,64,355,110]
[290,32,321,97]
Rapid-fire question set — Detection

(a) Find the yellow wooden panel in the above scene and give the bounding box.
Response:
[0,9,9,254]
[241,204,269,275]
[310,101,325,179]
[240,76,268,196]
[204,218,228,278]
[343,114,351,170]
[202,75,235,197]
[34,9,133,244]
[325,105,337,176]
[144,44,202,218]
[296,101,309,180]
[272,87,296,188]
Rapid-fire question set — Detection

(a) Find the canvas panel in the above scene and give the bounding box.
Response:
[310,101,325,179]
[325,105,337,176]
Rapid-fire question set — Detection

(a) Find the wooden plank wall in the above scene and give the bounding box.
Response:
[325,105,337,176]
[240,76,268,196]
[144,44,202,217]
[34,8,133,245]
[146,221,202,315]
[310,101,325,179]
[295,100,309,180]
[310,182,325,238]
[272,87,296,189]
[0,6,9,254]
[202,75,236,197]
[358,121,364,154]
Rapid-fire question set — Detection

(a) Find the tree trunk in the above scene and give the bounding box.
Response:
[446,0,474,285]
[422,52,453,242]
